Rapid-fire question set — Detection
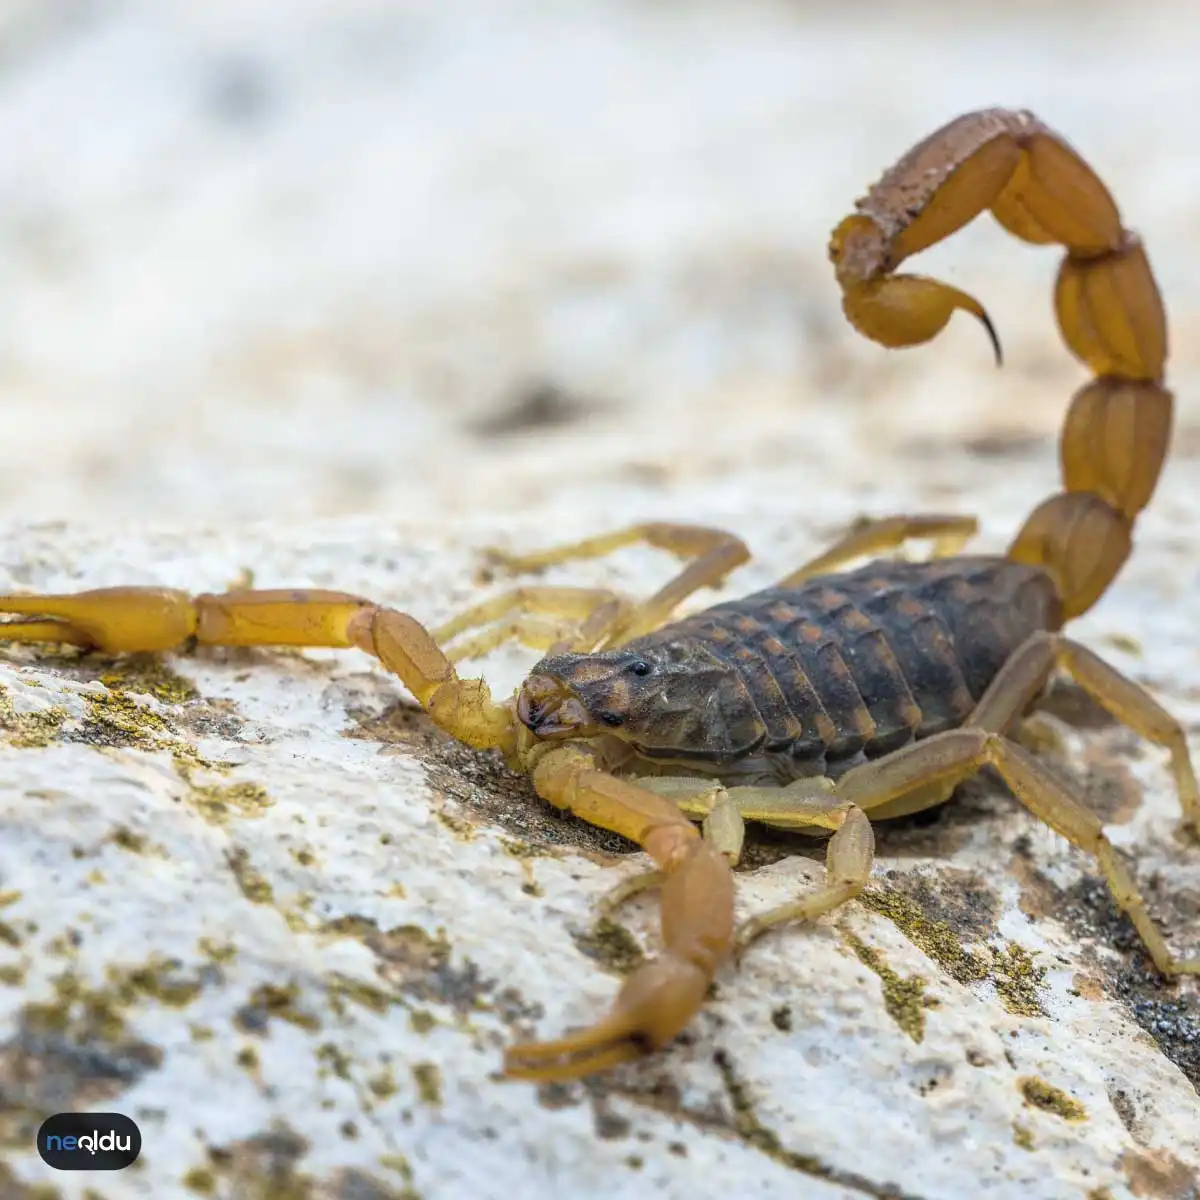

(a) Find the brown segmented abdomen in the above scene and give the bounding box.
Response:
[649,556,1061,775]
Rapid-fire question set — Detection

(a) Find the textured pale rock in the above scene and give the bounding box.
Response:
[1,3,1199,1199]
[1,490,1199,1200]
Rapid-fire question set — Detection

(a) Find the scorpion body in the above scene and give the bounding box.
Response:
[537,556,1060,783]
[1,109,1196,1084]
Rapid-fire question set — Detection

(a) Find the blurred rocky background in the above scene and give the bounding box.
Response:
[0,0,1197,527]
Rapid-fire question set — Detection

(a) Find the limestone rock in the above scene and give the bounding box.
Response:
[0,496,1198,1200]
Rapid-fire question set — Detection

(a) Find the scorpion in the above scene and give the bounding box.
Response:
[0,108,1195,1084]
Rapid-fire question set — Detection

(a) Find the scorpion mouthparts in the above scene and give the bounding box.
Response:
[517,674,589,736]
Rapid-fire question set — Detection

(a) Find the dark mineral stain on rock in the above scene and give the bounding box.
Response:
[1019,1075,1087,1121]
[1026,866,1200,1091]
[188,1120,422,1199]
[194,1122,309,1196]
[234,982,322,1035]
[318,914,543,1027]
[572,917,646,976]
[344,700,639,857]
[0,977,164,1154]
[879,867,999,942]
[0,1160,62,1199]
[469,379,600,438]
[1121,1146,1199,1200]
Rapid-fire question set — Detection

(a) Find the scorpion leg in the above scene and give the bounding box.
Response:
[831,728,1200,977]
[611,776,879,955]
[652,776,848,833]
[485,523,749,645]
[504,744,735,1081]
[778,513,978,586]
[635,778,879,952]
[0,587,370,654]
[967,631,1199,834]
[430,586,631,662]
[734,803,875,954]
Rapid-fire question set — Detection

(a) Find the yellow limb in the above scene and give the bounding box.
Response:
[0,587,201,653]
[485,522,750,646]
[734,804,874,955]
[429,586,631,662]
[503,745,735,1082]
[778,513,978,587]
[0,585,523,760]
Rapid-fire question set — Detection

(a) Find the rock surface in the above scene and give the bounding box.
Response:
[1,3,1199,1200]
[2,499,1199,1200]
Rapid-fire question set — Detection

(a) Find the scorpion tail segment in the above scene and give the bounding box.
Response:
[1012,375,1173,622]
[838,108,1172,619]
[1060,378,1173,521]
[510,747,736,1081]
[1015,226,1170,620]
[1055,234,1166,381]
[1008,493,1132,624]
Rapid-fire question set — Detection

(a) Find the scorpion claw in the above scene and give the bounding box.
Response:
[502,1025,643,1084]
[502,955,711,1083]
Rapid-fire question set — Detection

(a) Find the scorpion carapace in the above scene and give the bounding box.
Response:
[530,556,1062,781]
[0,110,1194,1086]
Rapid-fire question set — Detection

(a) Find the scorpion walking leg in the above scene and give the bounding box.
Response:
[778,514,978,586]
[430,586,632,662]
[504,745,736,1081]
[831,729,1200,977]
[969,631,1199,833]
[656,776,848,833]
[599,774,859,919]
[734,803,875,954]
[622,777,878,954]
[486,523,749,645]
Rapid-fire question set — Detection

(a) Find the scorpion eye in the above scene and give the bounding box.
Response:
[629,660,652,677]
[598,711,625,727]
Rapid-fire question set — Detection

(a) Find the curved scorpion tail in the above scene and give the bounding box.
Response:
[828,108,1171,622]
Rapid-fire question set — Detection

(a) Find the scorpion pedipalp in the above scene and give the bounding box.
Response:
[502,746,735,1081]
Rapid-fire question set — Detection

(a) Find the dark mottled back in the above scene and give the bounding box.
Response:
[622,555,1060,778]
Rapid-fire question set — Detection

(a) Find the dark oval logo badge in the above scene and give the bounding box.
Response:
[37,1113,141,1170]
